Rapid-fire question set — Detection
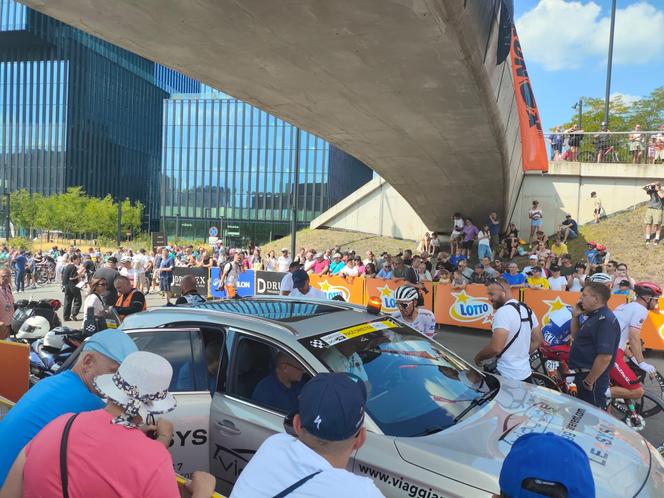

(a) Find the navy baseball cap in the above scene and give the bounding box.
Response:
[499,433,595,498]
[298,373,367,441]
[291,269,309,289]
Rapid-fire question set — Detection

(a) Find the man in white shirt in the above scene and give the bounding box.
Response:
[289,270,327,300]
[474,279,542,382]
[280,262,300,296]
[230,373,384,498]
[547,265,568,291]
[277,248,292,273]
[132,248,148,293]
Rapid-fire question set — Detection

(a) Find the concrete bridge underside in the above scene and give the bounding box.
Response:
[23,0,524,232]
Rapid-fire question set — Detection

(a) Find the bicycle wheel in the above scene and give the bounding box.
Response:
[640,369,664,402]
[578,150,595,163]
[530,372,561,392]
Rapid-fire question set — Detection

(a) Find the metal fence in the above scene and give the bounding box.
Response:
[544,131,663,164]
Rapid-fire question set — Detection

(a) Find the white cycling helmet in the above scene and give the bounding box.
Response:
[43,329,66,351]
[16,316,50,340]
[587,272,612,284]
[394,285,419,302]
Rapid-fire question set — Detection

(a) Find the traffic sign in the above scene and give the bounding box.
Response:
[226,224,240,237]
[209,226,218,237]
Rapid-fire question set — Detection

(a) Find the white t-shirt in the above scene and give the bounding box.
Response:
[568,274,585,292]
[477,231,491,246]
[338,265,359,278]
[547,276,568,291]
[492,299,539,381]
[229,433,384,498]
[280,272,294,294]
[132,254,147,273]
[289,287,327,300]
[613,301,648,350]
[303,259,316,272]
[277,255,292,272]
[83,293,105,317]
[391,308,437,338]
[529,209,543,221]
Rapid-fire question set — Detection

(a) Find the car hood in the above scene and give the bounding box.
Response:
[394,378,653,497]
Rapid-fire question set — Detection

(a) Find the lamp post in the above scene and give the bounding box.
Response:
[603,0,617,126]
[572,100,583,129]
[290,127,301,258]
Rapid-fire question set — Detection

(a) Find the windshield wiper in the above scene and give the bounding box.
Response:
[453,387,499,423]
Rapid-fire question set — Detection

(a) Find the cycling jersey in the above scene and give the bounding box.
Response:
[392,308,437,338]
[612,302,648,350]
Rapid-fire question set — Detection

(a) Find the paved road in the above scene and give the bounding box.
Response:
[16,283,664,447]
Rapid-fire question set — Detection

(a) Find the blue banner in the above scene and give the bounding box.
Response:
[209,268,255,298]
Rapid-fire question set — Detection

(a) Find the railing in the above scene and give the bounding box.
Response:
[544,131,663,164]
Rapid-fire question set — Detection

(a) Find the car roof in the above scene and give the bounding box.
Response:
[121,296,382,339]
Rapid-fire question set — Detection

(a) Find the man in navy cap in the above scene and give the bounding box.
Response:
[232,373,384,498]
[0,329,138,486]
[289,270,327,299]
[495,432,595,498]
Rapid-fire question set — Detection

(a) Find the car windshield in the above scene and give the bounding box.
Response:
[299,318,498,437]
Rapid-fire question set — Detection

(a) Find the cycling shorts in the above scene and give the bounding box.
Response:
[609,349,642,390]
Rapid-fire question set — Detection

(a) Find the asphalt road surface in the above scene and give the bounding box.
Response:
[17,283,664,447]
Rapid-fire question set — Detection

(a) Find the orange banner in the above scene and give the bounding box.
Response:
[522,289,627,327]
[364,278,434,313]
[434,284,518,330]
[510,25,548,172]
[309,274,365,305]
[0,341,30,403]
[641,311,664,351]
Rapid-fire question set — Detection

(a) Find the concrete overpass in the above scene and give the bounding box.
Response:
[23,0,525,232]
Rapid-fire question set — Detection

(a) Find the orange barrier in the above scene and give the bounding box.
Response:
[364,278,434,313]
[434,284,518,330]
[0,341,30,402]
[309,274,365,305]
[640,312,664,351]
[522,289,628,327]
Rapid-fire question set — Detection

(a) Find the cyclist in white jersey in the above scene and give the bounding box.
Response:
[391,286,436,338]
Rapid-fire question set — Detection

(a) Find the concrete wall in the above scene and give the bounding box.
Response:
[512,161,662,235]
[310,177,428,241]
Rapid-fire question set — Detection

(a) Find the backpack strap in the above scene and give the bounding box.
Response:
[496,302,533,359]
[273,470,322,498]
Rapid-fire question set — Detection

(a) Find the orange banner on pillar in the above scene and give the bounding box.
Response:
[434,284,517,330]
[364,278,434,314]
[511,25,548,172]
[641,311,664,351]
[309,274,365,305]
[522,289,627,327]
[0,341,30,403]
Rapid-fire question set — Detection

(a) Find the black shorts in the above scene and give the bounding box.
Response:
[461,240,473,250]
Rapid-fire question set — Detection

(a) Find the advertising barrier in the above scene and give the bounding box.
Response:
[522,289,627,327]
[434,284,519,330]
[640,312,664,351]
[0,341,29,402]
[209,268,255,298]
[309,274,365,305]
[172,267,209,297]
[364,278,434,313]
[255,270,287,296]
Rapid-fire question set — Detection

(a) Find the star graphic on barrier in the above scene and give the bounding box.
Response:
[377,284,393,297]
[544,296,567,313]
[454,290,470,304]
[319,280,331,292]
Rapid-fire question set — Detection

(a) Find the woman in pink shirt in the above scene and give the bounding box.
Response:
[0,351,215,498]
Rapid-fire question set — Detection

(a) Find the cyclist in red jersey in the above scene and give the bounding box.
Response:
[609,282,661,401]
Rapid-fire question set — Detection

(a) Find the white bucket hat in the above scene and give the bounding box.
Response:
[93,351,176,427]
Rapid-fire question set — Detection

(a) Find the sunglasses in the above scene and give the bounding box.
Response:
[397,302,412,309]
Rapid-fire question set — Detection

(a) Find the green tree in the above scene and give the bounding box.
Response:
[9,189,39,237]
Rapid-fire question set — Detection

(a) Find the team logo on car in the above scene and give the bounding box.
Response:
[316,279,350,301]
[449,290,493,323]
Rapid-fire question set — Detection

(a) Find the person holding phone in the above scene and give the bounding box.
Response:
[643,181,664,245]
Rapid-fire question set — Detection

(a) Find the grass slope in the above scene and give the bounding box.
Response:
[262,228,417,256]
[567,205,662,281]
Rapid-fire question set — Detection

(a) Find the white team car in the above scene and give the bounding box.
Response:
[117,297,664,497]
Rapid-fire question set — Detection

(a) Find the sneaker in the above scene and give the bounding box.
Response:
[655,239,660,245]
[646,240,651,246]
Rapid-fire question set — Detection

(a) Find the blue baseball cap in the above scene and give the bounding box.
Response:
[298,373,367,441]
[83,329,138,364]
[499,433,595,498]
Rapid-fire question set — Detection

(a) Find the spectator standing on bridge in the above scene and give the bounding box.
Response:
[629,124,644,164]
[0,269,14,340]
[528,201,543,243]
[643,181,664,245]
[594,122,611,163]
[548,126,564,160]
[565,124,583,161]
[231,373,384,498]
[568,282,621,408]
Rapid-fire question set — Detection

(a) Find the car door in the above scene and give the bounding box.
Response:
[209,328,314,495]
[124,327,212,478]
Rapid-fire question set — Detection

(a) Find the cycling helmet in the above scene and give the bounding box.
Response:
[42,329,66,352]
[587,241,597,247]
[633,282,662,298]
[595,244,606,251]
[16,316,50,340]
[394,285,419,302]
[587,272,612,284]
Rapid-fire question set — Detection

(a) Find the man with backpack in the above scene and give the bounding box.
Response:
[474,278,542,382]
[217,250,242,297]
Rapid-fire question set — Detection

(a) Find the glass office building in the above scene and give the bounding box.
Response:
[0,0,198,231]
[161,90,372,243]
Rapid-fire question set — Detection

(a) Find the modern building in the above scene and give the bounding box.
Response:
[161,88,372,243]
[0,0,197,232]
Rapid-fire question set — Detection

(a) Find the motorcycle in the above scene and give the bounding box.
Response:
[11,297,62,335]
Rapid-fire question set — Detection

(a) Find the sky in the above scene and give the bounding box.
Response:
[514,0,664,131]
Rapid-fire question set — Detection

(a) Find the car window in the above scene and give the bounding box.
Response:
[192,329,225,393]
[227,335,311,414]
[299,318,499,437]
[131,331,196,392]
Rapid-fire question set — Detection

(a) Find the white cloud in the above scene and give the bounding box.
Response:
[610,92,642,105]
[516,0,664,71]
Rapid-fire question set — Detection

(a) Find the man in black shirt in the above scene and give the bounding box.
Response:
[62,254,83,321]
[93,257,120,306]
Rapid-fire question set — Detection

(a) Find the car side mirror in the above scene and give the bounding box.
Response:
[283,412,296,437]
